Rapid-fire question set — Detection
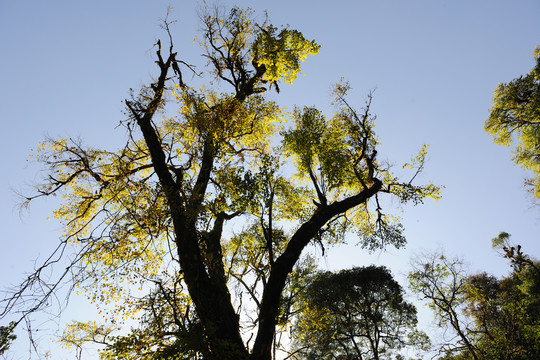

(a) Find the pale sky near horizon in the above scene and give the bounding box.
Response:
[1,1,539,358]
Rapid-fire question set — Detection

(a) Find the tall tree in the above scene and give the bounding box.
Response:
[292,266,429,360]
[485,46,540,198]
[1,6,440,360]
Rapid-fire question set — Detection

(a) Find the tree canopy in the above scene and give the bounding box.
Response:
[1,6,440,360]
[485,46,540,198]
[293,266,429,360]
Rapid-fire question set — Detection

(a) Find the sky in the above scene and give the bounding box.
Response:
[1,0,539,358]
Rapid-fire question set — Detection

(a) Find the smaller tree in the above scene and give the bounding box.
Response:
[410,245,540,360]
[491,231,540,275]
[485,46,540,198]
[409,252,479,360]
[464,234,540,360]
[293,266,429,360]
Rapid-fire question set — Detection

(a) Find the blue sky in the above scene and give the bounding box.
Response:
[1,0,539,358]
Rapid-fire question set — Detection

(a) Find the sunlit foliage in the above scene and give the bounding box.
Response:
[3,5,440,360]
[485,46,540,198]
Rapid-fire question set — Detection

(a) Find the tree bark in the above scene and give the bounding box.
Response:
[252,179,382,360]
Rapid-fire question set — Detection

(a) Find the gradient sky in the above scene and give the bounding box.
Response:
[1,1,539,358]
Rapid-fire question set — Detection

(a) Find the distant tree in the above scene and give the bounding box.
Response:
[293,266,429,360]
[463,267,540,360]
[491,231,540,275]
[410,245,540,360]
[485,46,540,198]
[1,6,440,360]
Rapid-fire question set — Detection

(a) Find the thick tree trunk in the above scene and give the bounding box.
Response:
[133,40,383,360]
[252,179,383,360]
[174,222,250,360]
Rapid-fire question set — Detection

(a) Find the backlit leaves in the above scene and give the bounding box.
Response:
[485,46,540,197]
[252,25,320,84]
[13,5,440,359]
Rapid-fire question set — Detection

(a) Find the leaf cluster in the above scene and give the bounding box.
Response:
[4,5,441,359]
